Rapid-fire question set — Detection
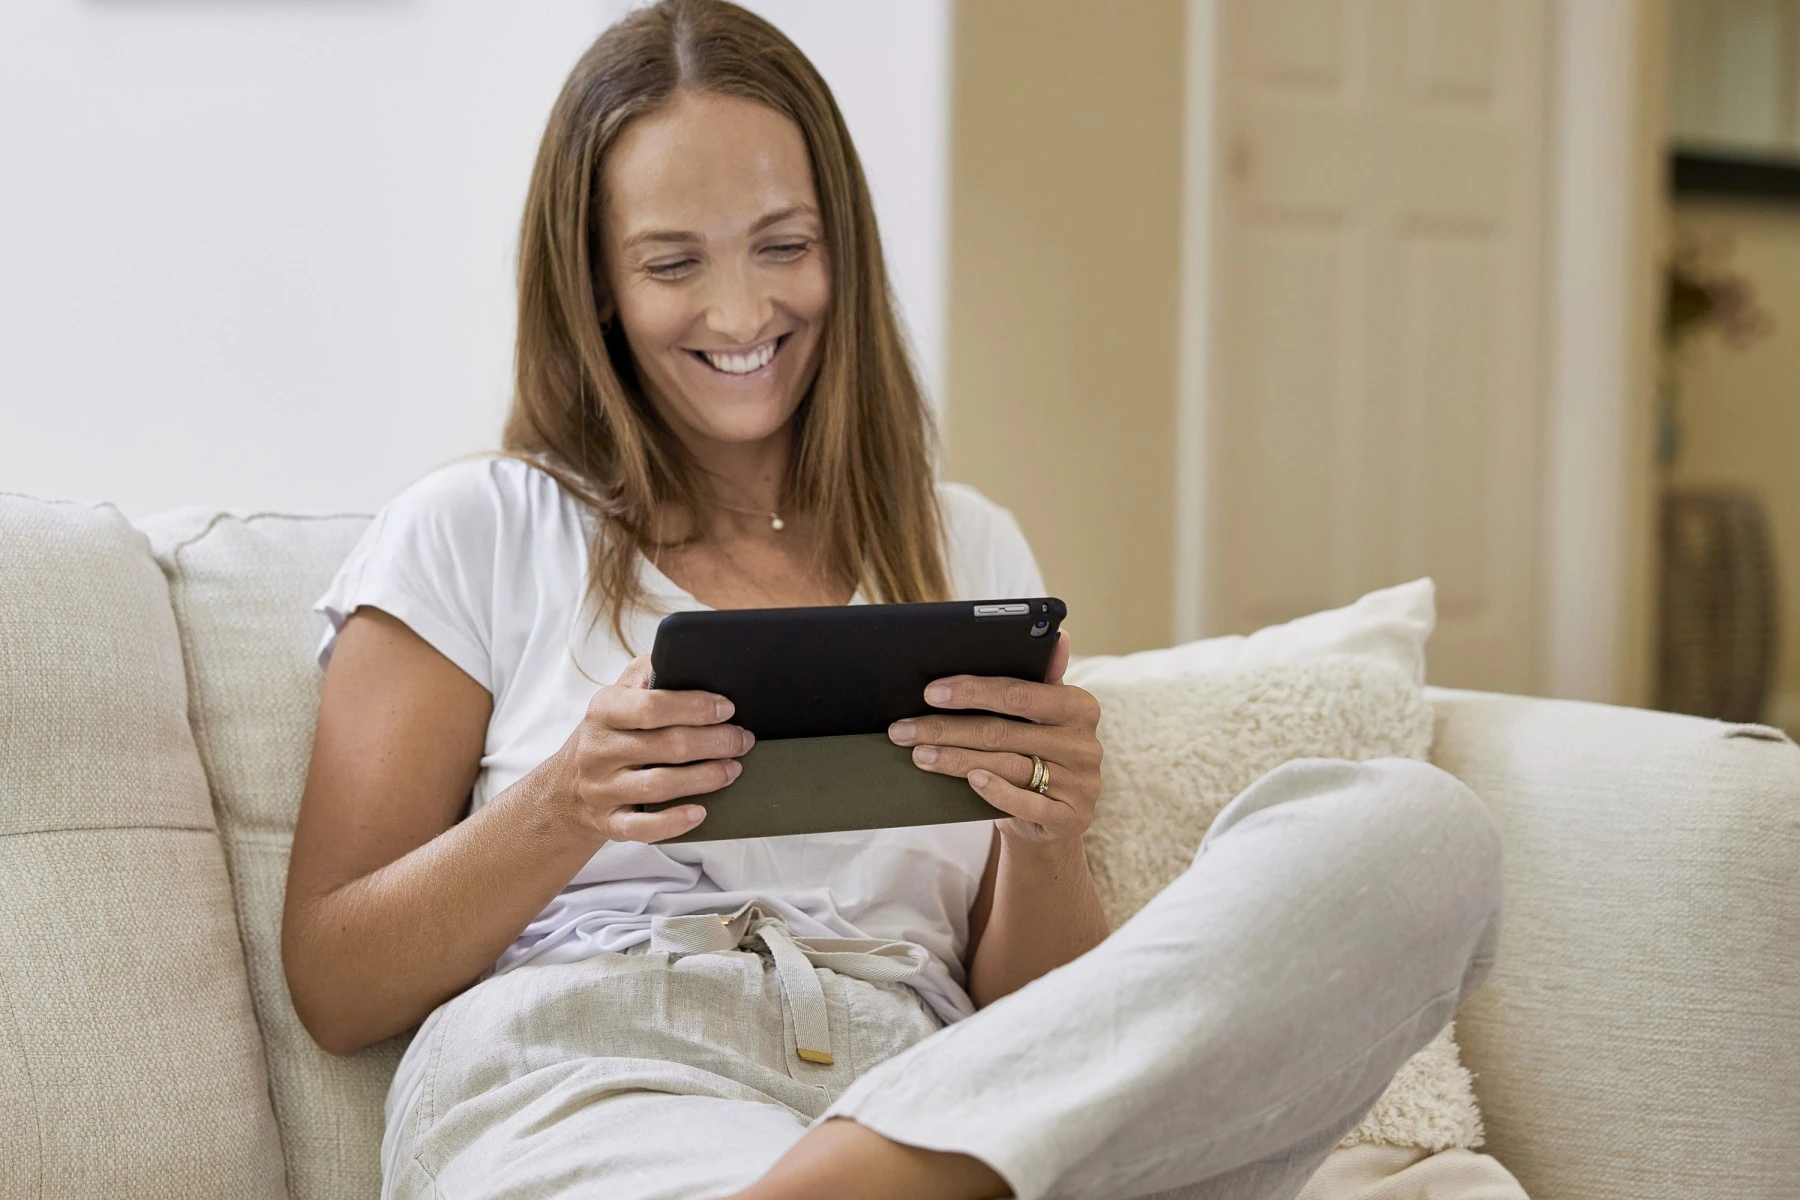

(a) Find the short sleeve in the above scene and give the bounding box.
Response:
[312,458,506,690]
[938,482,1047,599]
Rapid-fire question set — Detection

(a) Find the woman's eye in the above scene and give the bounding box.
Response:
[764,241,812,262]
[644,259,697,280]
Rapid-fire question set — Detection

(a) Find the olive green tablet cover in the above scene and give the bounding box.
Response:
[650,733,999,843]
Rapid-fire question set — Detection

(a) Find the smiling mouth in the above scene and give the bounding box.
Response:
[690,335,786,376]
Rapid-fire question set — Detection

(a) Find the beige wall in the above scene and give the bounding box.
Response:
[1668,200,1800,732]
[943,0,1186,655]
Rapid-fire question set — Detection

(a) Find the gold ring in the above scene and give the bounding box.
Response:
[1028,755,1050,795]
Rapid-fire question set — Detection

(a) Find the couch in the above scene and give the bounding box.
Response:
[2,494,1797,1200]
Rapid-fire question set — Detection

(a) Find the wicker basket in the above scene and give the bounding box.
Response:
[1656,487,1780,723]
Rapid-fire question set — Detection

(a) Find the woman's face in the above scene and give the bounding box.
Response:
[600,91,830,451]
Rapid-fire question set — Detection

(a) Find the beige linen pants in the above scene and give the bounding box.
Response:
[389,758,1503,1200]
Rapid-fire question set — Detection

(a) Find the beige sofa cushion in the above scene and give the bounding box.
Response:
[0,496,287,1199]
[144,509,393,1200]
[1431,689,1800,1200]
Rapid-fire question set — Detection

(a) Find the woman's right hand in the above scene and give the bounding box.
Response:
[552,654,752,843]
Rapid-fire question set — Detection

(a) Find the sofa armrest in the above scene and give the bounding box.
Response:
[1427,688,1800,1200]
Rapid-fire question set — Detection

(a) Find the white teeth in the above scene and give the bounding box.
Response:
[701,340,777,375]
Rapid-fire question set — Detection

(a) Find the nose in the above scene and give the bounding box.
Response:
[703,257,774,346]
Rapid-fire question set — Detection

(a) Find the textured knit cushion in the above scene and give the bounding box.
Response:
[1071,578,1437,691]
[143,509,390,1200]
[1066,580,1487,1156]
[1431,689,1800,1200]
[0,495,287,1199]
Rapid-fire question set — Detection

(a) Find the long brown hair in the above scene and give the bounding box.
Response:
[503,0,947,642]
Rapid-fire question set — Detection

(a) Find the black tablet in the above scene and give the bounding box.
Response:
[650,597,1068,738]
[647,597,1067,841]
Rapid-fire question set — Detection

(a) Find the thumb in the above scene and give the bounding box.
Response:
[615,654,654,689]
[1045,629,1072,685]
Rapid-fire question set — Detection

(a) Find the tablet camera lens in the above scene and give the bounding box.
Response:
[1030,619,1049,638]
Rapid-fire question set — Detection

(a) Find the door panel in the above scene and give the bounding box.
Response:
[1406,0,1501,104]
[1248,0,1352,91]
[1223,222,1352,623]
[1206,0,1547,692]
[1403,233,1496,620]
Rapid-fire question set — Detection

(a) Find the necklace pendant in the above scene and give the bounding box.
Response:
[769,514,785,532]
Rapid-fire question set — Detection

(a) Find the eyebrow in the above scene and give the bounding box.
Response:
[622,204,819,251]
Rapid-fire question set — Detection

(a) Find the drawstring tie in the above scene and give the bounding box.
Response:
[649,902,929,1066]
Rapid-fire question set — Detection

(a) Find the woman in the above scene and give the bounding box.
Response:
[283,3,1503,1198]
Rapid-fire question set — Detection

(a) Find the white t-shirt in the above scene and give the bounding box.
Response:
[312,455,1045,1177]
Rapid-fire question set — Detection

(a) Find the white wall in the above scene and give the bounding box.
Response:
[0,0,948,517]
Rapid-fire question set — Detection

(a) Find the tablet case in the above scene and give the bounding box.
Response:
[647,598,1066,842]
[656,733,1000,842]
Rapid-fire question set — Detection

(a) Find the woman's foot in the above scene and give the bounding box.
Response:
[729,1118,1010,1200]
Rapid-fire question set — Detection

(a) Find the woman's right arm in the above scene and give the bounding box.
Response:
[280,606,750,1056]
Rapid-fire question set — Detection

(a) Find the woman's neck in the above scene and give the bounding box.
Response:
[652,423,852,608]
[683,429,791,519]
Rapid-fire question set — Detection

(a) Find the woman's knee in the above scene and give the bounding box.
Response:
[1340,758,1499,859]
[1203,757,1503,943]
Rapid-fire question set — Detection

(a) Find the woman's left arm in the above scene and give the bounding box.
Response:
[886,631,1111,1007]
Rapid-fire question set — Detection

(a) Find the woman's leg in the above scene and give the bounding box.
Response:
[392,946,940,1200]
[733,757,1503,1200]
[734,1119,1008,1200]
[415,1090,810,1200]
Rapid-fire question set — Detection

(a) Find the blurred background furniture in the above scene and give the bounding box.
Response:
[1657,486,1781,722]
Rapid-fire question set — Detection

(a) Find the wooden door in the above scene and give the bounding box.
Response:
[1200,0,1550,692]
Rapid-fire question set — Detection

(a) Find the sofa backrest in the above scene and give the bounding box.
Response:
[14,490,1798,1200]
[0,496,288,1199]
[143,509,396,1200]
[1431,688,1800,1200]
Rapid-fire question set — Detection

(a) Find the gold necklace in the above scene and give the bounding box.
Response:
[709,497,786,532]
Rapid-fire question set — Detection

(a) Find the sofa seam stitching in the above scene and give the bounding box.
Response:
[0,955,47,1200]
[0,490,130,518]
[0,824,217,839]
[227,827,296,847]
[161,509,372,557]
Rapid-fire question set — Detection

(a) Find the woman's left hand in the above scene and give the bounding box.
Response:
[887,630,1102,845]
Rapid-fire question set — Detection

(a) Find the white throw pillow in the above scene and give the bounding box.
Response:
[1066,578,1488,1156]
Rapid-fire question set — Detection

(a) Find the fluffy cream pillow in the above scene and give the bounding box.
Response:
[1065,580,1490,1157]
[1070,578,1435,689]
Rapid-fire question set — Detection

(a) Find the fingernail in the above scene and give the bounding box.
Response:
[686,806,705,823]
[714,698,734,721]
[969,769,990,788]
[924,684,952,705]
[913,745,939,766]
[725,760,742,781]
[889,720,917,745]
[740,729,756,753]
